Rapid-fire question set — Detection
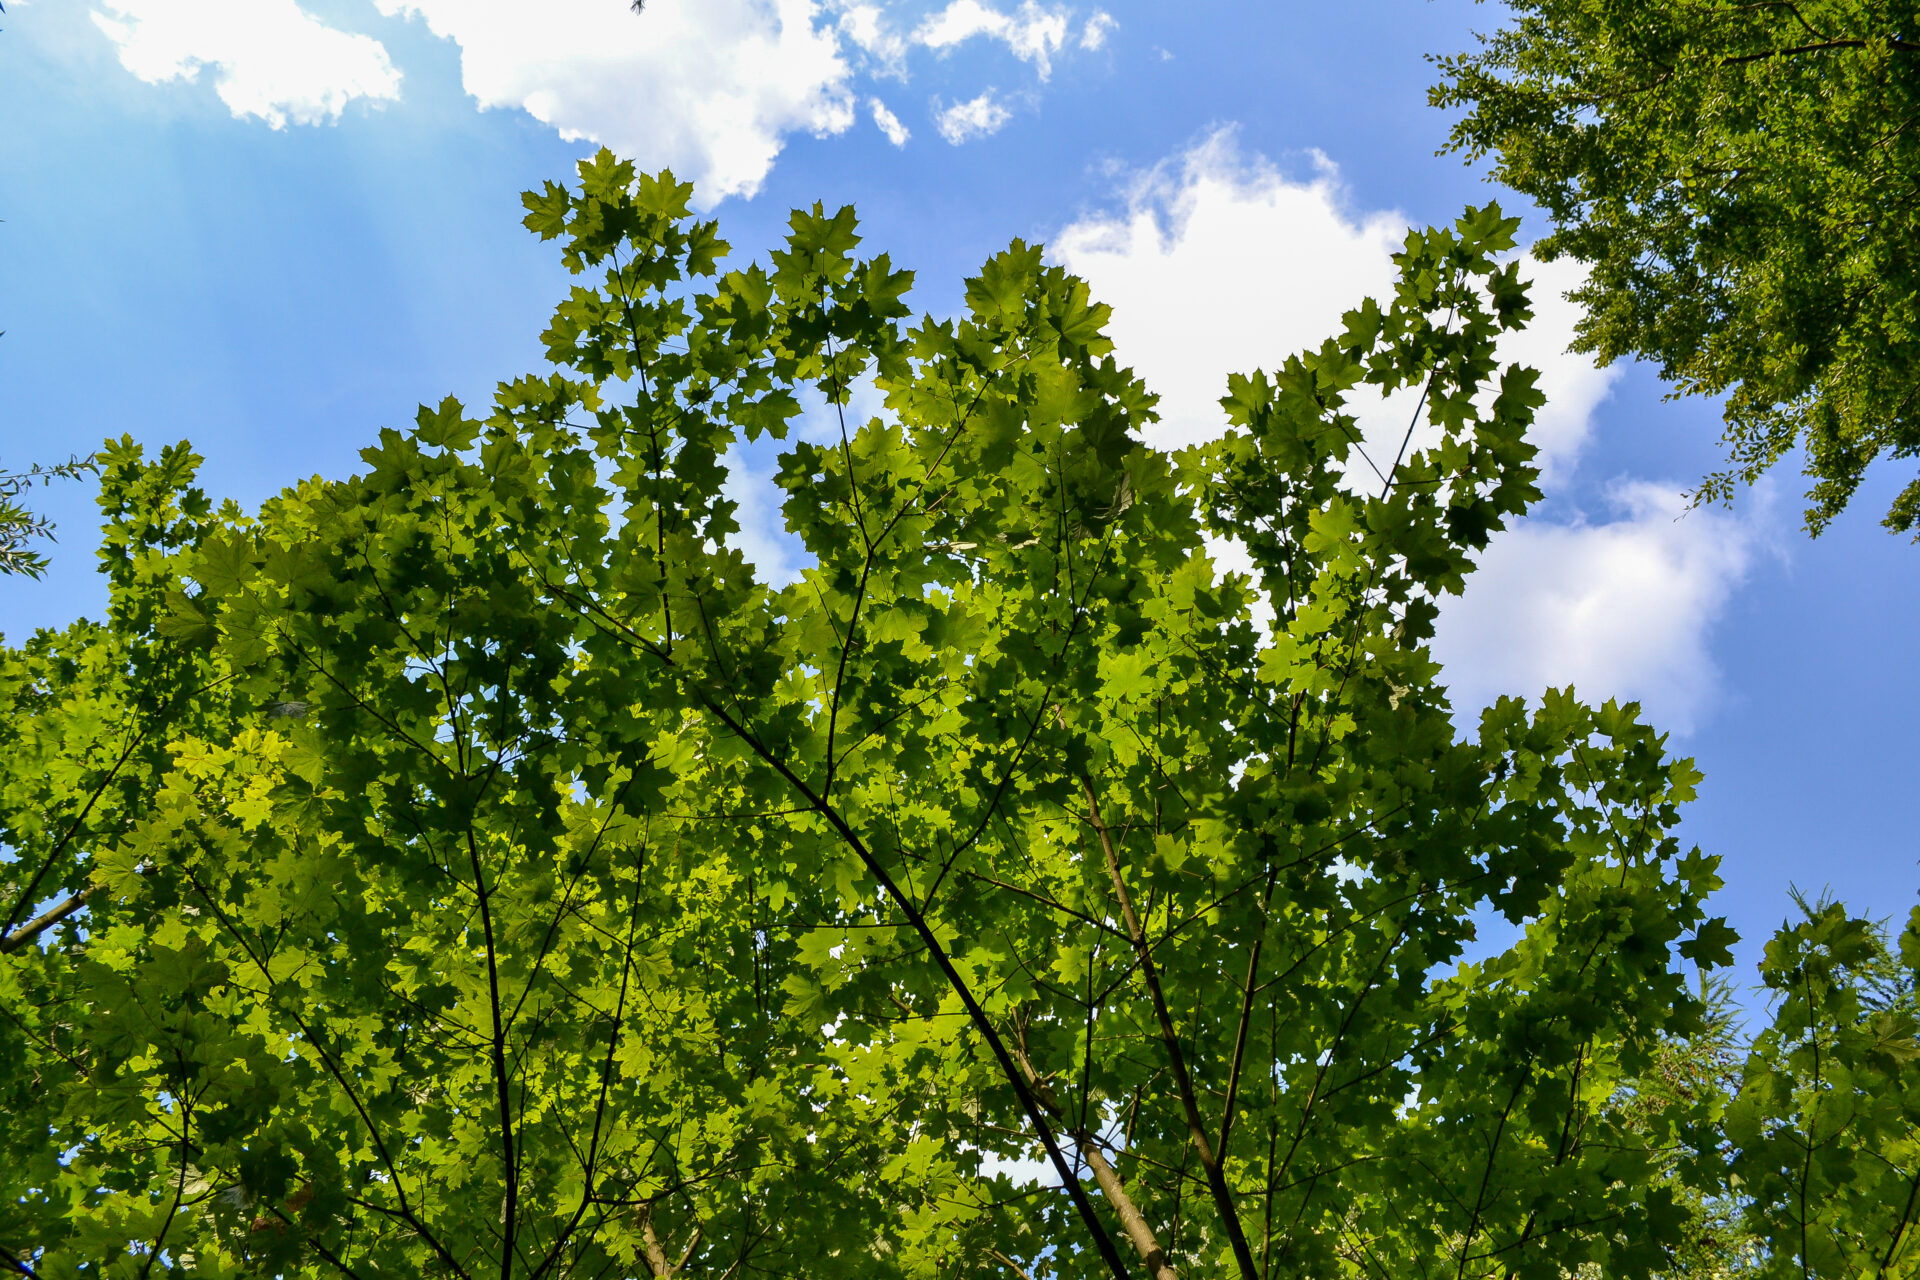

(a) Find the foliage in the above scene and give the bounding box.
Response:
[0,455,98,578]
[1431,0,1920,534]
[0,151,1755,1279]
[1725,898,1920,1280]
[1597,917,1920,1280]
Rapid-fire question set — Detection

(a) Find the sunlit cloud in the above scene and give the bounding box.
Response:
[91,0,401,128]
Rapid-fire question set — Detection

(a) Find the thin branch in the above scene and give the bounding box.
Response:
[134,1087,191,1280]
[1454,1075,1527,1280]
[1005,1034,1179,1280]
[988,1248,1037,1280]
[4,706,153,937]
[530,831,650,1280]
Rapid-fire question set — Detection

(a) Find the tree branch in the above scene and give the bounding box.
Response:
[1720,35,1920,65]
[2,715,149,938]
[0,1244,43,1279]
[465,822,520,1280]
[180,868,472,1280]
[988,1248,1037,1280]
[0,884,97,955]
[530,834,650,1280]
[1218,857,1281,1163]
[1082,779,1259,1280]
[1079,1137,1180,1280]
[1005,1035,1179,1280]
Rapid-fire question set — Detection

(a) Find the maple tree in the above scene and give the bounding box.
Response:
[1,152,1913,1279]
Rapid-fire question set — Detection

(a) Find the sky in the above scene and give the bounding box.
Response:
[1,0,1914,994]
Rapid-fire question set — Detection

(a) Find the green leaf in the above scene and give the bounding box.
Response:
[1679,916,1739,968]
[414,395,479,451]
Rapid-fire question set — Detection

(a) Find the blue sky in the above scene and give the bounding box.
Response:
[2,0,1913,989]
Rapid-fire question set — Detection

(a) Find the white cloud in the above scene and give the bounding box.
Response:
[1432,483,1767,734]
[373,0,855,204]
[916,0,1006,48]
[89,0,1093,188]
[1051,127,1617,473]
[90,0,401,128]
[838,2,908,77]
[916,0,1071,78]
[1051,128,1764,734]
[1052,129,1408,453]
[869,97,911,146]
[934,89,1011,144]
[1495,254,1620,487]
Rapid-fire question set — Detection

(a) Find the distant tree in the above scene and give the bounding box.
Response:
[1615,905,1920,1280]
[0,150,1849,1280]
[1612,980,1762,1280]
[1431,1,1920,535]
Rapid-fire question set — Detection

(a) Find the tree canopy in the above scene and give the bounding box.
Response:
[1431,0,1920,534]
[0,152,1915,1280]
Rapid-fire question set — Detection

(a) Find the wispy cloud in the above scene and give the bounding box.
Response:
[89,0,1109,188]
[837,2,908,77]
[869,96,910,146]
[916,0,1072,78]
[1079,10,1116,50]
[933,88,1011,143]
